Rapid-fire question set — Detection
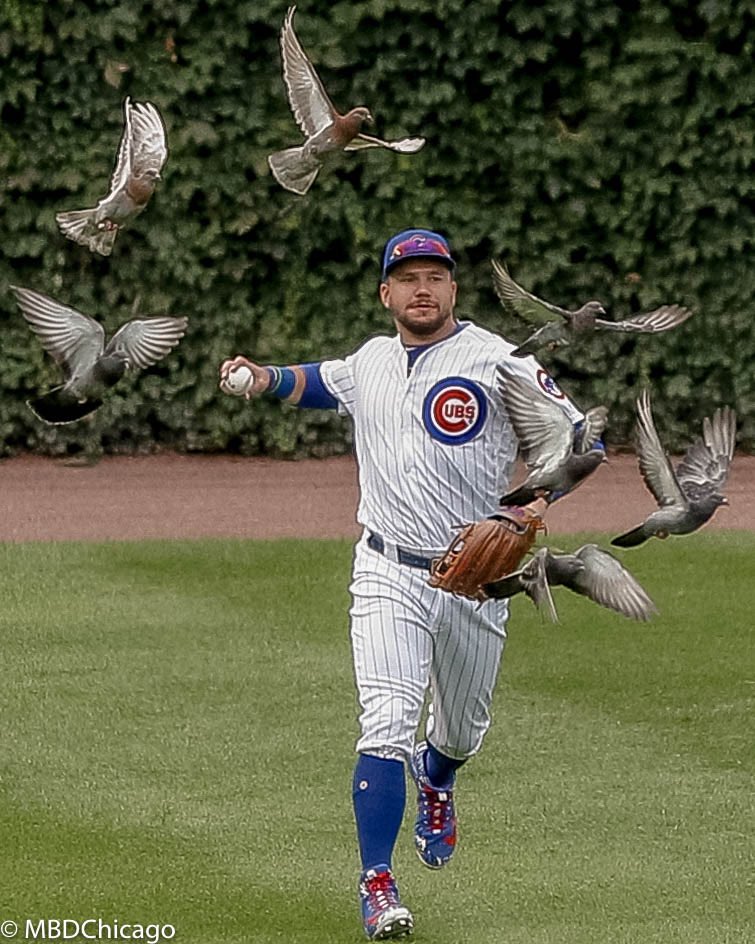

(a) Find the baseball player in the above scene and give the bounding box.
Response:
[219,229,592,940]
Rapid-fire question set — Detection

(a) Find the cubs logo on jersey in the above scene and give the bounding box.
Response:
[422,377,488,445]
[536,368,566,400]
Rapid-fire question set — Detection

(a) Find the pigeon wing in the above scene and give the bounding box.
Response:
[10,285,104,379]
[634,389,687,508]
[496,367,575,477]
[491,259,572,325]
[575,405,609,453]
[346,133,426,152]
[279,6,338,138]
[108,96,134,197]
[675,407,736,498]
[128,101,168,178]
[594,304,692,333]
[521,550,559,622]
[703,406,737,463]
[572,544,658,621]
[105,316,188,370]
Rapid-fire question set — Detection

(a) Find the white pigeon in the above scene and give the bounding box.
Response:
[56,96,168,255]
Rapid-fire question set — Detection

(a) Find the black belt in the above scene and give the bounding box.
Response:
[367,532,434,571]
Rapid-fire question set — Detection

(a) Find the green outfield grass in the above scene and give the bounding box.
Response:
[1,534,753,944]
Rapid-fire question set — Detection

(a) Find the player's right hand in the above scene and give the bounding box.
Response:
[218,356,270,399]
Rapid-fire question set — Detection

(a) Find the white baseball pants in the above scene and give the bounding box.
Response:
[349,533,509,762]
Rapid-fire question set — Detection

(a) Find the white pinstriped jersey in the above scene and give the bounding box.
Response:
[320,320,582,552]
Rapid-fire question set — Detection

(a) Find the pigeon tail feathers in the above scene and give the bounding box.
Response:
[27,392,104,425]
[510,343,537,359]
[610,526,648,549]
[56,209,117,256]
[499,484,544,506]
[511,325,569,358]
[267,147,320,195]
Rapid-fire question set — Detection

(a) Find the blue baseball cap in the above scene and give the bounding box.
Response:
[380,228,456,282]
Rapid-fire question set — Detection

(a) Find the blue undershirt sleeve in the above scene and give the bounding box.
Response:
[265,363,338,409]
[298,363,339,409]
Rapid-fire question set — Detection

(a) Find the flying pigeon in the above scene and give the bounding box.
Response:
[485,544,657,622]
[11,285,187,424]
[56,96,168,256]
[491,259,692,358]
[267,5,425,195]
[497,364,608,506]
[611,390,736,548]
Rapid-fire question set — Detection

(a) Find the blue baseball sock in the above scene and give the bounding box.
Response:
[352,754,406,871]
[425,741,467,790]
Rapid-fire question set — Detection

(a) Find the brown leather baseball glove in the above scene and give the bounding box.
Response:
[428,499,547,600]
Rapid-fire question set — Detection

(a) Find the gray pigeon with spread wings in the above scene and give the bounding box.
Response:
[485,544,657,622]
[612,390,736,548]
[491,260,692,358]
[56,97,168,256]
[497,364,607,506]
[11,285,187,425]
[268,6,425,195]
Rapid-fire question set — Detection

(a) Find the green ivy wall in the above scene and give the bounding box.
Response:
[1,0,752,456]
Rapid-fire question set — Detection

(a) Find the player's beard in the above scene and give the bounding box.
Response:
[391,301,456,340]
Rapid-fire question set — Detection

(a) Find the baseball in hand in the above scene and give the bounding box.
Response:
[225,364,254,396]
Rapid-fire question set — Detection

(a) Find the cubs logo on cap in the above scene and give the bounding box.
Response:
[381,229,456,282]
[422,377,488,445]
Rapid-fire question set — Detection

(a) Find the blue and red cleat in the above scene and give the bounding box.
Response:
[410,741,458,869]
[359,865,413,940]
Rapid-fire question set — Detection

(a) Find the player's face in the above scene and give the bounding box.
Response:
[380,260,457,343]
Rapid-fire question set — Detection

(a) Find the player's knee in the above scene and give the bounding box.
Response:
[428,715,492,760]
[356,711,416,760]
[355,712,418,762]
[356,690,424,760]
